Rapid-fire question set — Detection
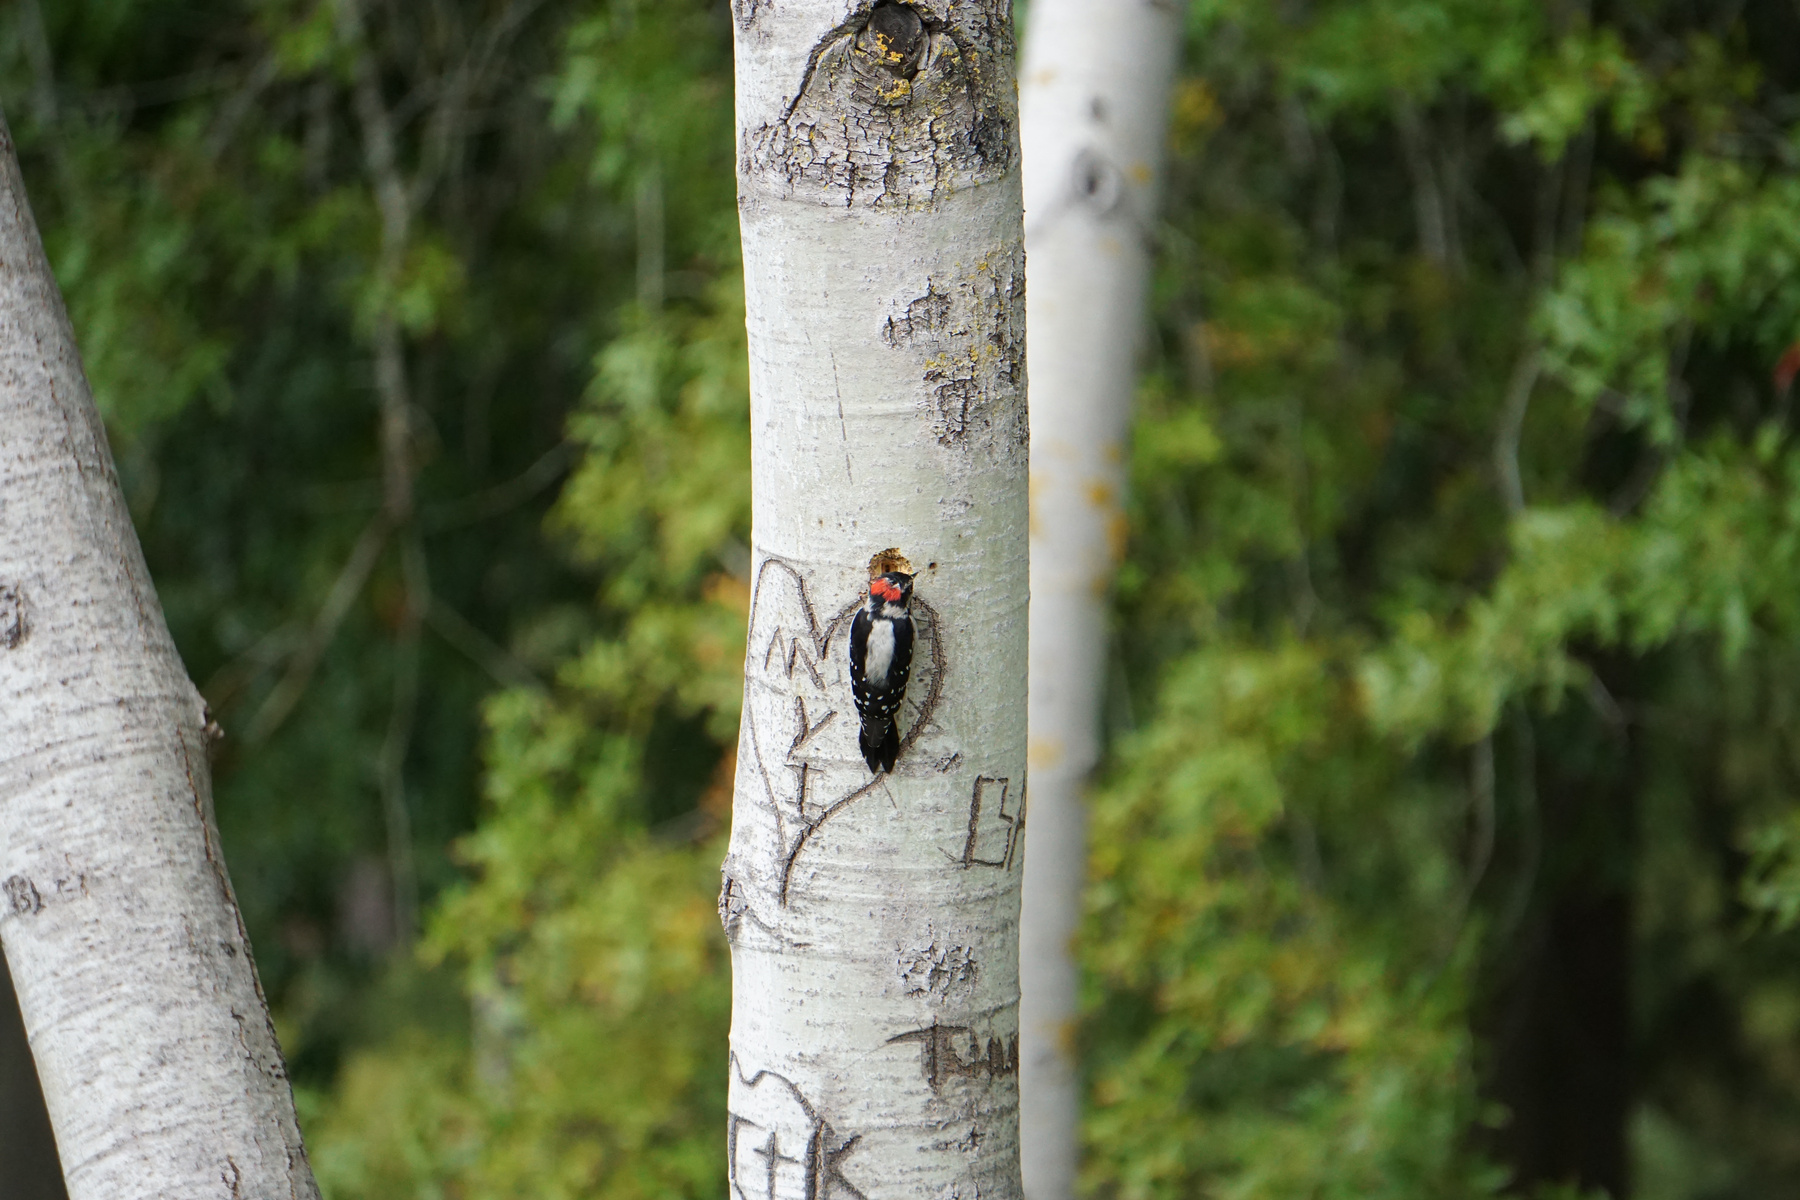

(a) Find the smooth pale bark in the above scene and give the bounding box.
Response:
[0,114,319,1199]
[721,2,1028,1196]
[1018,4,1180,1197]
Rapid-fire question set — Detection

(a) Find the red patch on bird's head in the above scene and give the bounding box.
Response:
[870,579,901,602]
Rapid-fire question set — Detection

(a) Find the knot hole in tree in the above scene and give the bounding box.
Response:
[858,3,928,80]
[1069,147,1123,215]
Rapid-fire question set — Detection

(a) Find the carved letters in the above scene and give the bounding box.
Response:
[959,775,1024,870]
[740,556,953,905]
[888,1020,1020,1092]
[729,1055,869,1200]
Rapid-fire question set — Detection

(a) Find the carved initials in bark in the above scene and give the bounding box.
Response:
[888,1019,1020,1091]
[742,557,947,905]
[959,775,1024,870]
[729,1055,869,1200]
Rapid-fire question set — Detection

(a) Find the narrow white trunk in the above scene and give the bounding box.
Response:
[1018,5,1180,1197]
[0,115,319,1200]
[721,3,1028,1196]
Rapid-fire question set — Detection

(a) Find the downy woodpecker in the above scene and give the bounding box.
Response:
[849,567,915,774]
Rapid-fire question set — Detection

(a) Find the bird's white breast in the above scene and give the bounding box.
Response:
[865,619,895,687]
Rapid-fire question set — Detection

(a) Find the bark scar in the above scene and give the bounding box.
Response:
[3,876,42,915]
[0,584,27,649]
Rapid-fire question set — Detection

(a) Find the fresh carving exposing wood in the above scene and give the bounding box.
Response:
[0,111,318,1199]
[722,2,1028,1195]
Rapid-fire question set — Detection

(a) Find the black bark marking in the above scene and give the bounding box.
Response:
[779,775,888,905]
[748,0,1017,208]
[745,705,790,855]
[789,696,838,757]
[888,1020,1020,1091]
[719,872,745,939]
[863,3,927,77]
[777,593,946,903]
[729,1054,868,1200]
[1069,146,1124,214]
[746,558,949,905]
[750,559,856,663]
[905,594,948,752]
[0,584,25,649]
[3,876,41,916]
[927,375,980,445]
[898,938,976,998]
[960,775,1023,869]
[881,251,1027,453]
[881,284,951,347]
[806,1123,868,1200]
[785,760,814,818]
[755,1131,799,1200]
[727,1111,762,1200]
[719,869,808,950]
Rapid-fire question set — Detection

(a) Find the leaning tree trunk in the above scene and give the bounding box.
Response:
[1018,4,1180,1197]
[719,2,1028,1196]
[0,113,319,1199]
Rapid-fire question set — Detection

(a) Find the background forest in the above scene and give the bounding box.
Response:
[4,1,1800,1198]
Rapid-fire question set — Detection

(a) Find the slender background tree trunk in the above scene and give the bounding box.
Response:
[1017,4,1180,1196]
[0,112,318,1200]
[720,2,1029,1195]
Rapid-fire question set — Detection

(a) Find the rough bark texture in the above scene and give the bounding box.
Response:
[0,112,319,1200]
[721,3,1028,1197]
[1016,5,1179,1198]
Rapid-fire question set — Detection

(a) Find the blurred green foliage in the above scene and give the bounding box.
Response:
[13,1,1800,1199]
[1092,3,1800,1197]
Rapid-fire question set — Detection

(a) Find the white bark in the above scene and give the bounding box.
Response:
[721,2,1028,1197]
[1018,5,1180,1197]
[0,114,319,1199]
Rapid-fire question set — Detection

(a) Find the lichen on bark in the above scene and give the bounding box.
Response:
[743,0,1017,209]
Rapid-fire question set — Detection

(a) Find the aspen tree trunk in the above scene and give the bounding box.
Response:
[0,114,319,1200]
[1018,5,1179,1197]
[720,3,1028,1197]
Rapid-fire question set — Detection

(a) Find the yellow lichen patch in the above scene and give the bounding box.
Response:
[871,30,907,66]
[1029,735,1065,768]
[868,547,914,576]
[1085,479,1118,511]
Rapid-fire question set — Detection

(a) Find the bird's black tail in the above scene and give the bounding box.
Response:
[860,716,900,774]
